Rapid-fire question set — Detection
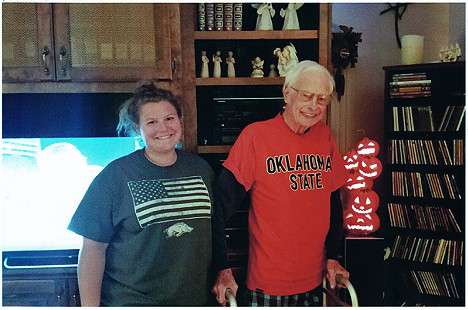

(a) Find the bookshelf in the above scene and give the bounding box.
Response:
[383,62,465,306]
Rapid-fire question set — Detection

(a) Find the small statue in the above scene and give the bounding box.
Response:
[201,51,209,78]
[280,3,303,30]
[252,3,275,31]
[213,50,222,78]
[226,51,236,77]
[273,43,298,76]
[268,64,278,77]
[251,57,264,77]
[439,43,462,62]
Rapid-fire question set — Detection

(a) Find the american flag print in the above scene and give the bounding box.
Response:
[128,176,212,228]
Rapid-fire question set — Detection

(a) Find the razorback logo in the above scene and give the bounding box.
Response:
[164,222,193,238]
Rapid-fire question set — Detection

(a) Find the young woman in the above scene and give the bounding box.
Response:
[68,83,215,306]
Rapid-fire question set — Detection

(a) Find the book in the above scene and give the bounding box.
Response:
[197,3,206,31]
[390,79,431,86]
[447,105,465,131]
[205,3,214,31]
[233,3,242,31]
[390,86,431,93]
[223,3,233,31]
[392,72,427,81]
[214,3,224,31]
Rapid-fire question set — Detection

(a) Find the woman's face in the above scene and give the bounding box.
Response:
[137,100,182,156]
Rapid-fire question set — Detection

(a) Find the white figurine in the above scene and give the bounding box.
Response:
[201,51,209,78]
[213,50,222,78]
[273,43,298,76]
[251,57,264,77]
[439,43,462,62]
[268,64,278,77]
[252,3,275,31]
[280,3,303,30]
[226,51,236,77]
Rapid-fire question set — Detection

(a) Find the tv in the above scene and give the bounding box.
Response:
[2,137,143,252]
[2,93,140,268]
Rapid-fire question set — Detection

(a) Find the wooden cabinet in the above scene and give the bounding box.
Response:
[383,62,465,306]
[2,250,80,307]
[2,3,173,84]
[178,3,331,154]
[3,270,80,307]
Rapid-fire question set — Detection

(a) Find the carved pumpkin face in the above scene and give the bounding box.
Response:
[358,157,382,179]
[343,149,361,172]
[344,212,380,235]
[345,173,373,191]
[347,190,379,214]
[356,139,380,158]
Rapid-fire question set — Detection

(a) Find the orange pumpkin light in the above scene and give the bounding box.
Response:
[358,156,382,179]
[356,138,380,158]
[344,212,381,235]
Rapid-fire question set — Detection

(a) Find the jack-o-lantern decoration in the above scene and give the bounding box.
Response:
[344,212,380,235]
[345,174,373,191]
[358,156,382,179]
[343,149,362,172]
[347,190,379,214]
[356,138,380,158]
[343,137,382,236]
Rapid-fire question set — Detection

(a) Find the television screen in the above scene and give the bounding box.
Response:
[2,137,143,252]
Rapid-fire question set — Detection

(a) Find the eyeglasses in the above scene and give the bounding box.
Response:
[290,86,332,106]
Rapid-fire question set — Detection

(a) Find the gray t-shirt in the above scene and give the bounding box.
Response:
[68,149,214,306]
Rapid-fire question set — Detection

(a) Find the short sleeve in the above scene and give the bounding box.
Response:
[67,167,116,243]
[222,126,256,192]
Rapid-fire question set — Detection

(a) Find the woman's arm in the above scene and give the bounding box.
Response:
[77,238,109,306]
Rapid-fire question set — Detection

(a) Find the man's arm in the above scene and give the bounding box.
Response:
[211,168,246,305]
[325,188,349,288]
[325,188,344,260]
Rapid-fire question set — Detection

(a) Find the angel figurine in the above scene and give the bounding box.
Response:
[200,51,209,78]
[252,3,275,31]
[280,3,303,30]
[226,51,236,77]
[213,50,222,78]
[273,43,298,76]
[251,57,264,77]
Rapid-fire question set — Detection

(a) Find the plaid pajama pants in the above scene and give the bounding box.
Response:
[246,285,323,307]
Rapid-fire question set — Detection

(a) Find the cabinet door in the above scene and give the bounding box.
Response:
[53,3,173,82]
[2,279,67,306]
[2,3,56,82]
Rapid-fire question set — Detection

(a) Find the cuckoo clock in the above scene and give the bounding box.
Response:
[332,25,362,100]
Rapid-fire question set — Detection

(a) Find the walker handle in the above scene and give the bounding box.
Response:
[225,288,237,307]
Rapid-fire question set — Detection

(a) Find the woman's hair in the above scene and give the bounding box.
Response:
[117,82,182,137]
[283,60,335,94]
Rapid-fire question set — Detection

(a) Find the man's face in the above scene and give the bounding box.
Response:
[282,70,332,134]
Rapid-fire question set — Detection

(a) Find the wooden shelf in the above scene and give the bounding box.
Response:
[194,30,318,40]
[196,77,284,86]
[198,145,232,154]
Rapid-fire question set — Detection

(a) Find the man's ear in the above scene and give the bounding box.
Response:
[283,85,292,104]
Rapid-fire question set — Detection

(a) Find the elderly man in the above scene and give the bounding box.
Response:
[212,60,350,306]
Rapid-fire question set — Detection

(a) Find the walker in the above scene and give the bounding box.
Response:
[224,274,358,307]
[322,274,359,307]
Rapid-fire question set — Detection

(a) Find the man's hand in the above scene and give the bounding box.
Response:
[212,268,239,306]
[326,259,350,289]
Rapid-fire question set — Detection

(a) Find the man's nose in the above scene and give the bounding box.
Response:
[307,96,319,108]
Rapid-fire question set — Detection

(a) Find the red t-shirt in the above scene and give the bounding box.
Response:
[223,114,348,296]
